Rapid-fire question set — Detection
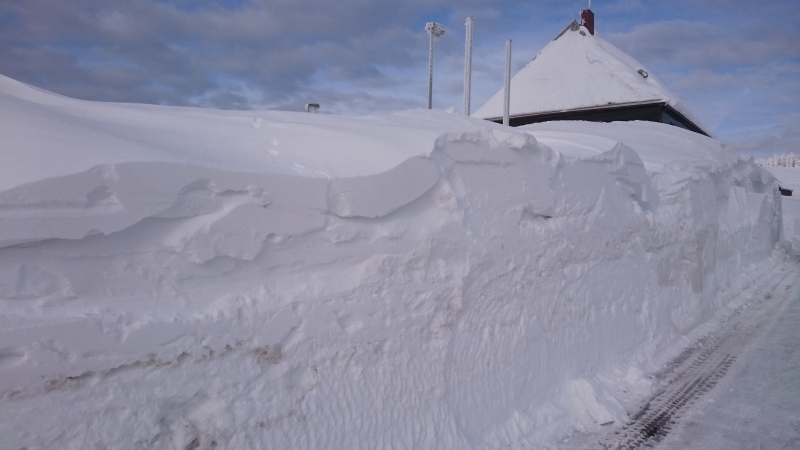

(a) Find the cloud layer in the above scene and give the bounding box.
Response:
[1,0,798,156]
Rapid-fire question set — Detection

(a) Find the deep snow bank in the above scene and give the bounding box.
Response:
[763,166,800,253]
[0,75,782,449]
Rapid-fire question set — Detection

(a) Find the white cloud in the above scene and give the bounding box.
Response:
[605,20,800,69]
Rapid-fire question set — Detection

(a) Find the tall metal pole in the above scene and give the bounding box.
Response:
[503,39,512,126]
[427,28,435,109]
[426,22,445,110]
[463,17,474,116]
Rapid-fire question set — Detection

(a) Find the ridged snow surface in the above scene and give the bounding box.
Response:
[0,75,782,449]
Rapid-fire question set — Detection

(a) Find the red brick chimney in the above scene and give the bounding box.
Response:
[580,9,595,35]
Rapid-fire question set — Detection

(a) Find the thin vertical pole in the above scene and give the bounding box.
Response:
[427,30,434,109]
[425,22,445,109]
[463,17,474,116]
[503,39,512,126]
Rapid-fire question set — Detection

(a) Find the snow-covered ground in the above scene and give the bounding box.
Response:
[0,74,784,449]
[654,263,800,450]
[555,259,800,449]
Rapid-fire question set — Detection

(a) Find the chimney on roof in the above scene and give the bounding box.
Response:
[580,6,595,35]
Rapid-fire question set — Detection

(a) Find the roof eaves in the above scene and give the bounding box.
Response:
[663,104,711,137]
[482,99,666,123]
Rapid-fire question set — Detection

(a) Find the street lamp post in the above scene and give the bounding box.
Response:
[426,22,446,110]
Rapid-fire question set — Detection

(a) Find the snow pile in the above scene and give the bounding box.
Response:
[0,75,781,449]
[473,22,708,136]
[764,166,800,253]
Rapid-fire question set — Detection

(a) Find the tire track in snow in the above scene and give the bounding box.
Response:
[596,261,800,450]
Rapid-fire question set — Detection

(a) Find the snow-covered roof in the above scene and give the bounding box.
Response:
[473,21,709,136]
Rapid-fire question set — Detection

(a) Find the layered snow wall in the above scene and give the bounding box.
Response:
[763,166,800,254]
[0,75,782,449]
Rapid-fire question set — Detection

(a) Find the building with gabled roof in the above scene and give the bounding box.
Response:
[473,10,711,137]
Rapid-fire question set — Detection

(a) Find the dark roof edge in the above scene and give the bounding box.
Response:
[483,100,711,137]
[662,104,711,137]
[481,100,665,122]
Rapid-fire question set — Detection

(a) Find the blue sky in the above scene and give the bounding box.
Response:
[1,0,798,157]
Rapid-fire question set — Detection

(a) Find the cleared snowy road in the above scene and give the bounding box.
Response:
[590,258,800,450]
[655,261,800,450]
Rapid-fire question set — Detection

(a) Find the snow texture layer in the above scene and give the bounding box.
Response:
[472,22,709,136]
[0,75,782,449]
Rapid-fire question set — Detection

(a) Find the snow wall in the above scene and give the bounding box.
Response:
[0,75,782,449]
[763,166,800,254]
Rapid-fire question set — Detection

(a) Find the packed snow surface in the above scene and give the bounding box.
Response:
[0,74,782,449]
[655,266,800,450]
[472,22,709,136]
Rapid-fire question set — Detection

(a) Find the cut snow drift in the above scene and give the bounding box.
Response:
[0,74,782,449]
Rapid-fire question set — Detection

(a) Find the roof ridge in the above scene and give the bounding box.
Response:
[553,20,581,41]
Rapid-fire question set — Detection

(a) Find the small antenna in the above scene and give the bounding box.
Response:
[588,0,592,9]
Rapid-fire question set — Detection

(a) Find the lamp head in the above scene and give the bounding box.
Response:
[426,22,446,38]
